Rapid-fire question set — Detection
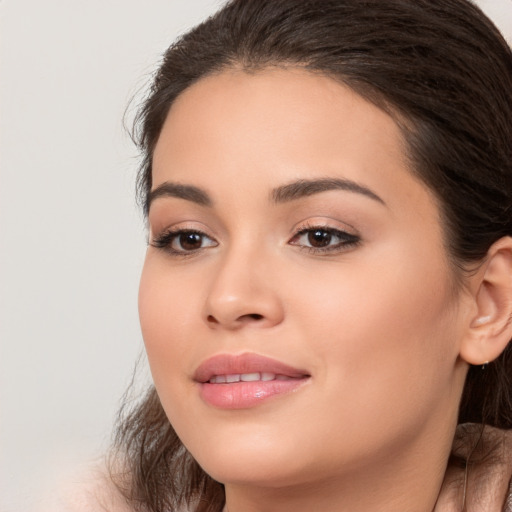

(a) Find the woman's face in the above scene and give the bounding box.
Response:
[139,68,471,488]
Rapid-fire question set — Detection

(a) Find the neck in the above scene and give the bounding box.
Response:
[223,420,457,512]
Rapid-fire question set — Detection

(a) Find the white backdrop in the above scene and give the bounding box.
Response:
[1,1,511,511]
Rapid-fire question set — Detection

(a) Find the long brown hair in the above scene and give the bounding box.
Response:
[111,1,512,510]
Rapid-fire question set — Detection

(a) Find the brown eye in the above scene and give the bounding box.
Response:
[177,232,203,251]
[307,229,332,248]
[289,226,360,254]
[170,231,217,252]
[151,229,218,254]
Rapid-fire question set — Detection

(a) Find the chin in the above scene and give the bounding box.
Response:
[184,427,313,487]
[199,453,309,488]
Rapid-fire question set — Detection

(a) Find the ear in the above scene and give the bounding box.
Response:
[459,236,512,366]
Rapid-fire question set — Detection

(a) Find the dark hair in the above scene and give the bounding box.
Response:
[112,1,512,511]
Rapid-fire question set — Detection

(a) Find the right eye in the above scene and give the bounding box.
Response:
[151,229,218,254]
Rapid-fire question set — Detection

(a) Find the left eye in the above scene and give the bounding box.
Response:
[289,227,360,252]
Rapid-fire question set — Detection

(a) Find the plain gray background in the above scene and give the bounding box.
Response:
[1,1,511,511]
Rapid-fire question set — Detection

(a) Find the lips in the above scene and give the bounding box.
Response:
[194,353,310,409]
[194,353,309,382]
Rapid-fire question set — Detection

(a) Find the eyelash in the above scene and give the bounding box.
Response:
[151,228,218,256]
[151,225,360,256]
[288,224,360,254]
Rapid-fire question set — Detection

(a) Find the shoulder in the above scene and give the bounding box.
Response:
[38,461,133,512]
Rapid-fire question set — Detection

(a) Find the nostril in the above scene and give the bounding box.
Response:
[207,315,218,324]
[242,313,264,321]
[205,312,265,326]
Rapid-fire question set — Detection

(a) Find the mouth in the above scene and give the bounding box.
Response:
[207,372,300,383]
[194,353,311,409]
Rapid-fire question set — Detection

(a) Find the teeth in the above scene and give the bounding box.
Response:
[240,372,260,382]
[208,372,279,383]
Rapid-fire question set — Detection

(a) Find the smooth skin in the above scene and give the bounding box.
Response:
[139,68,512,512]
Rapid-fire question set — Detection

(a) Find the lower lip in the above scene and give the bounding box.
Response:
[199,378,309,409]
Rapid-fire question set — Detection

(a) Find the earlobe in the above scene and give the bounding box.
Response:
[459,236,512,366]
[471,315,491,327]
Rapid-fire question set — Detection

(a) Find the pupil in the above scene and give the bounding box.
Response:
[180,233,202,250]
[308,230,331,247]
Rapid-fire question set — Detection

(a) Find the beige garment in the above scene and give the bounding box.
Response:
[38,464,132,512]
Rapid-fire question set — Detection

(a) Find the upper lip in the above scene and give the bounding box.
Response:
[194,353,310,383]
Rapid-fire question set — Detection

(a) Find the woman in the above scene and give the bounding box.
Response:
[98,0,512,511]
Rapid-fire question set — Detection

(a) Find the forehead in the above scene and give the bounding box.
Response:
[154,69,403,169]
[152,67,433,217]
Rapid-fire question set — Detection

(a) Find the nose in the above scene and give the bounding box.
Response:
[203,247,285,330]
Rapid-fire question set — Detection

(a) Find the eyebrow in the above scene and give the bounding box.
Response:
[147,176,385,211]
[271,178,385,205]
[147,182,213,208]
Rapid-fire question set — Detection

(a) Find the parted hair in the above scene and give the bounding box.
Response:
[112,1,512,511]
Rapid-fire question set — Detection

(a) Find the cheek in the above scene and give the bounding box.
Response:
[138,258,198,388]
[309,263,454,359]
[288,242,459,394]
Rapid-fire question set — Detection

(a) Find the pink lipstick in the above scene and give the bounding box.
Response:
[194,353,310,409]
